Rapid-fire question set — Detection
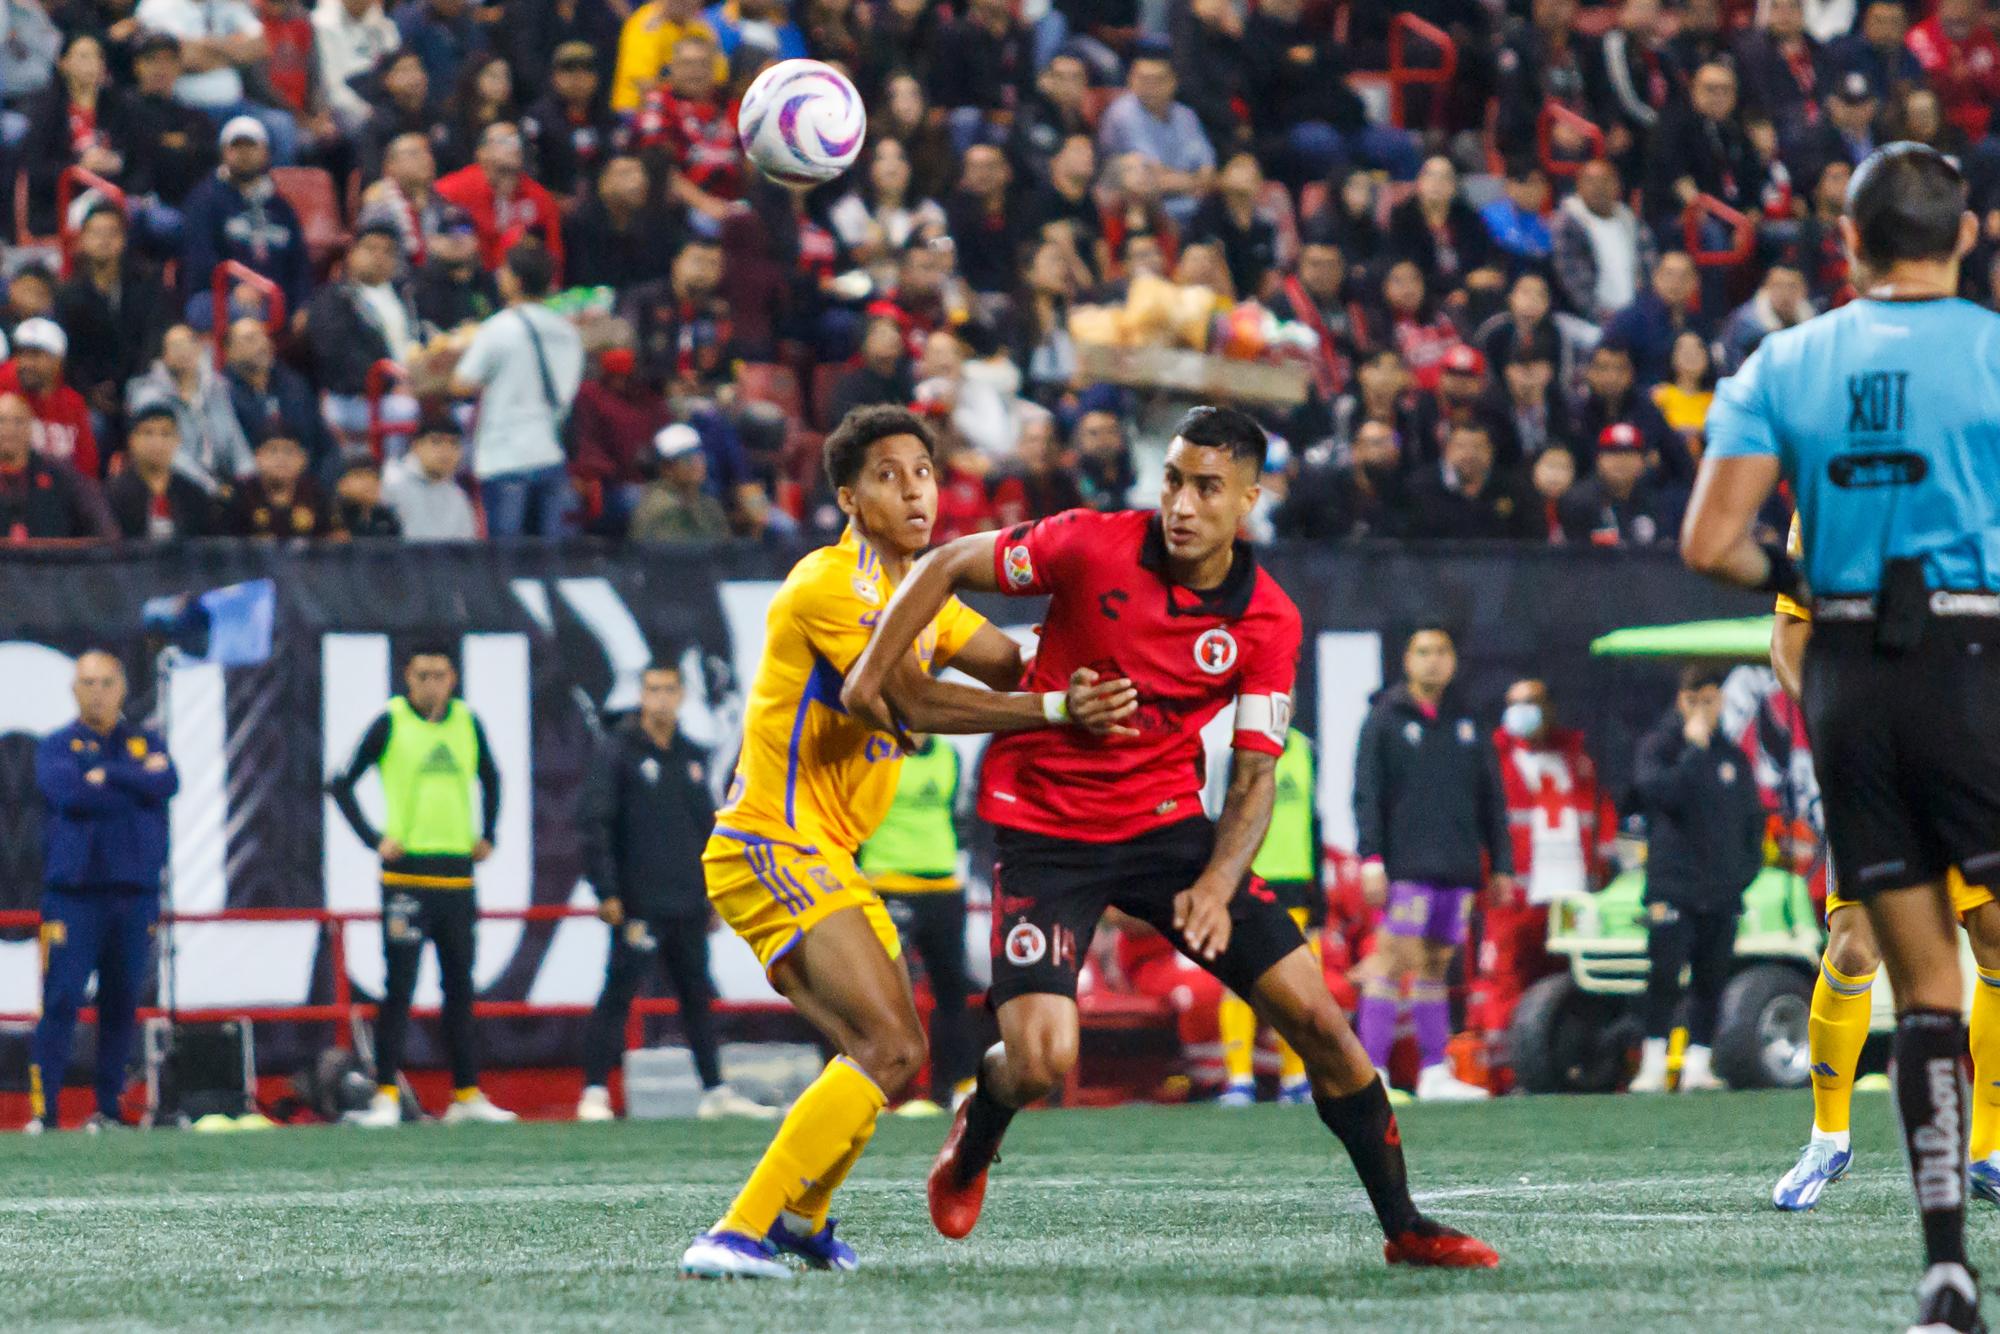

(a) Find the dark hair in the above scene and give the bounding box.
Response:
[1407,624,1455,650]
[643,660,684,682]
[1847,140,1967,270]
[1679,664,1727,692]
[823,404,937,490]
[504,243,555,297]
[1172,404,1267,470]
[80,201,126,230]
[405,643,457,672]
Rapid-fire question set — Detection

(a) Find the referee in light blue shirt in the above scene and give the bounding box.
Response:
[1682,142,1999,1334]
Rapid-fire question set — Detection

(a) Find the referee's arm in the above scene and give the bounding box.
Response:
[1681,453,1791,592]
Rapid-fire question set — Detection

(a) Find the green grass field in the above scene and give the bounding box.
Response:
[0,1089,1960,1331]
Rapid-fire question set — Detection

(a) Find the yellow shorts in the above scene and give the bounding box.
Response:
[1827,867,1997,921]
[705,826,902,974]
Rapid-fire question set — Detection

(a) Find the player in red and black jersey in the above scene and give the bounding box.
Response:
[845,406,1498,1270]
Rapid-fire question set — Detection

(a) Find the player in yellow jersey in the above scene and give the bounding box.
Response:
[681,407,1138,1278]
[1770,513,2000,1209]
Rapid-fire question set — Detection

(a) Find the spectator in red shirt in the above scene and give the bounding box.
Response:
[630,32,740,224]
[1363,260,1461,394]
[435,120,567,277]
[1906,0,2000,141]
[0,319,99,478]
[570,345,672,534]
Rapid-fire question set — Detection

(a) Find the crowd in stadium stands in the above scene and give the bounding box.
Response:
[3,0,1978,548]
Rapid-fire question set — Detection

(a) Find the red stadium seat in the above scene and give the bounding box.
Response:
[273,166,352,276]
[810,360,847,431]
[736,362,805,420]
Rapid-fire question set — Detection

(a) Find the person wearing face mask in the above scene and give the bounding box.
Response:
[1475,679,1618,1073]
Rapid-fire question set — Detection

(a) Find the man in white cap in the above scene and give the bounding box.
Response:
[628,424,728,544]
[134,0,300,162]
[178,116,311,330]
[0,318,98,478]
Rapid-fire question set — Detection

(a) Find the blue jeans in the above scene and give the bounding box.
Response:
[1285,120,1423,184]
[480,463,573,538]
[196,100,300,166]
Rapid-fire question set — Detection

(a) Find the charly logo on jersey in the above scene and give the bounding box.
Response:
[640,757,660,784]
[1193,627,1238,675]
[1718,761,1737,785]
[1457,720,1476,745]
[851,573,882,604]
[1003,545,1035,589]
[1005,921,1047,966]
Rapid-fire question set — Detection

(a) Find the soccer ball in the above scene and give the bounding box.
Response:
[737,59,866,188]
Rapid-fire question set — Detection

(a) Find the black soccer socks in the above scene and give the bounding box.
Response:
[961,1078,1017,1171]
[1894,1007,1970,1268]
[1316,1077,1423,1238]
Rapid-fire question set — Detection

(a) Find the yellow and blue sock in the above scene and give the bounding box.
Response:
[718,1056,885,1240]
[1969,967,2000,1162]
[1808,956,1878,1140]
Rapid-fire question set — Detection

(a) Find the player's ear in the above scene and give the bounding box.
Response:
[1958,210,1979,261]
[835,483,857,519]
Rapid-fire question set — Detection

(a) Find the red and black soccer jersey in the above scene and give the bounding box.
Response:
[979,508,1302,843]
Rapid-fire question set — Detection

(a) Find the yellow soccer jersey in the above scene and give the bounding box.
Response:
[717,525,988,855]
[1775,513,1809,621]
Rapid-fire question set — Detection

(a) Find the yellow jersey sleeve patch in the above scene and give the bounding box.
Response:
[790,555,880,677]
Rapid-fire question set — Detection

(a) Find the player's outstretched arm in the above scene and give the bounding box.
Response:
[843,532,1137,741]
[1174,749,1279,961]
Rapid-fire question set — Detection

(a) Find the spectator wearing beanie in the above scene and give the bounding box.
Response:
[0,319,99,478]
[105,401,217,540]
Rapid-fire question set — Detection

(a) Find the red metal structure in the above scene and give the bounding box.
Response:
[1683,192,1757,267]
[1536,102,1607,178]
[210,261,287,367]
[55,166,128,278]
[1386,13,1457,131]
[364,358,406,462]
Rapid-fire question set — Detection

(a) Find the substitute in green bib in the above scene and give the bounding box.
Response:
[1219,727,1324,1107]
[330,647,515,1127]
[859,734,972,1115]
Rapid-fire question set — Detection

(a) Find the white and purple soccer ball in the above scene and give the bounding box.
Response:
[737,59,866,188]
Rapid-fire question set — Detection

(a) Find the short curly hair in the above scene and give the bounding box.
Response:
[822,404,938,491]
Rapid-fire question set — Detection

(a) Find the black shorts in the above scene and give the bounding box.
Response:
[987,818,1307,1008]
[1805,626,2000,897]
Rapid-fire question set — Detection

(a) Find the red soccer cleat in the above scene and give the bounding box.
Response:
[1383,1224,1501,1269]
[927,1099,993,1240]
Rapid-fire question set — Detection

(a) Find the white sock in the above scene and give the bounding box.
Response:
[1810,1125,1851,1152]
[780,1210,815,1235]
[1639,1037,1668,1069]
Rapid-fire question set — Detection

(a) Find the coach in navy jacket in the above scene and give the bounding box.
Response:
[29,651,178,1132]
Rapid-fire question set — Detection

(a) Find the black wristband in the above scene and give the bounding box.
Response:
[1756,539,1808,604]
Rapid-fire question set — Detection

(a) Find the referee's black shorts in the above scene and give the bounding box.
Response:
[1805,624,2000,897]
[986,818,1307,1008]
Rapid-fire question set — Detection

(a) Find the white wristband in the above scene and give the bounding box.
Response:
[1042,690,1071,725]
